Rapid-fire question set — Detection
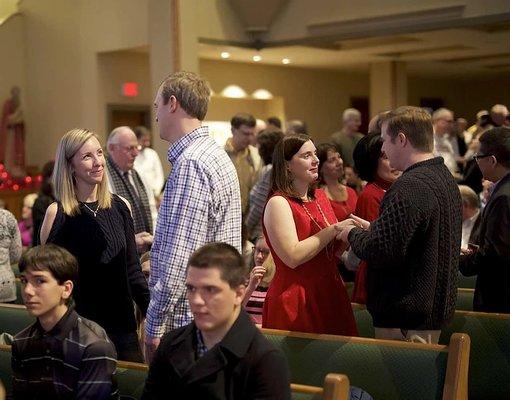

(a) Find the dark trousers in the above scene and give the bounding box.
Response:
[107,331,144,363]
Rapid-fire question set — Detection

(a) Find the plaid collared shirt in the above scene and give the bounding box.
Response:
[146,126,242,338]
[195,328,208,359]
[12,307,118,399]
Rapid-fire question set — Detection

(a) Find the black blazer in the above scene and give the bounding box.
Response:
[141,310,291,400]
[460,173,510,312]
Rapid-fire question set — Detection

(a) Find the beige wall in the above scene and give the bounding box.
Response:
[200,59,369,142]
[21,0,83,167]
[97,51,153,135]
[0,14,25,103]
[408,75,510,124]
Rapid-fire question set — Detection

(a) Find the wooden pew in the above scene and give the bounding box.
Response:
[352,303,510,400]
[262,328,470,400]
[439,310,510,400]
[0,345,349,400]
[0,304,33,336]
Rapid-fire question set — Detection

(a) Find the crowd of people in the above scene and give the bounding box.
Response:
[0,70,509,399]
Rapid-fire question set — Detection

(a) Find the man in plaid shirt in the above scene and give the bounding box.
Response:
[145,71,242,362]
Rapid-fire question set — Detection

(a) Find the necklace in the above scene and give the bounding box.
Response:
[301,200,331,230]
[81,202,100,217]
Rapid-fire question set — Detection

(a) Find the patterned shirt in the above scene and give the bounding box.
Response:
[146,126,242,337]
[12,307,118,399]
[245,164,272,239]
[0,209,22,302]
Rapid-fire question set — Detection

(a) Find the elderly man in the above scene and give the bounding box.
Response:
[331,108,363,167]
[340,106,462,344]
[460,127,510,313]
[106,126,156,249]
[224,113,262,216]
[489,104,509,128]
[432,108,459,177]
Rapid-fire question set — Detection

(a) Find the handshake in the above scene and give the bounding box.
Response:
[333,214,370,243]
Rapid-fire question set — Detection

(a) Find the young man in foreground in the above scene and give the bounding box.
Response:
[12,244,118,399]
[142,242,290,400]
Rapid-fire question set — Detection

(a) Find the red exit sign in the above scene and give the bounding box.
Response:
[122,82,138,97]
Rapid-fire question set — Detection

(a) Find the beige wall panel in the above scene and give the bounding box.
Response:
[200,59,369,142]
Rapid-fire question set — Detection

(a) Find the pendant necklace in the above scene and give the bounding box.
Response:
[301,199,331,229]
[81,202,100,217]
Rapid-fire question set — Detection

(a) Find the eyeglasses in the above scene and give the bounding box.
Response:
[117,144,142,152]
[473,153,492,162]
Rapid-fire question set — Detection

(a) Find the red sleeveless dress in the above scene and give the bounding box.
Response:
[262,189,358,336]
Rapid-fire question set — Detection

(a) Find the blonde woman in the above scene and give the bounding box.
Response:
[40,128,149,362]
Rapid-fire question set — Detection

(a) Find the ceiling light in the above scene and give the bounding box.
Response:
[282,58,291,64]
[221,52,230,59]
[253,55,262,62]
[252,89,273,99]
[221,85,247,98]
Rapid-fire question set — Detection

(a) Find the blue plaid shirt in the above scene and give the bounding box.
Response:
[146,126,242,338]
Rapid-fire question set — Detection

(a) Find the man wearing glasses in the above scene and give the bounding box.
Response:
[107,126,156,252]
[460,127,510,313]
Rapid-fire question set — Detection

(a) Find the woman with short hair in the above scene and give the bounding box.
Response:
[351,132,401,304]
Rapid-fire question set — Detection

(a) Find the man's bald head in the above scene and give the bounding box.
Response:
[107,126,140,172]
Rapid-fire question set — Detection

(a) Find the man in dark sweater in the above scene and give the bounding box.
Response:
[340,106,462,344]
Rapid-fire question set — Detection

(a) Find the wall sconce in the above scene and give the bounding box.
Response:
[221,85,248,98]
[252,89,274,99]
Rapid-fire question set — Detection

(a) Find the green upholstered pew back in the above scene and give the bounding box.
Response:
[457,274,476,289]
[262,329,469,400]
[352,304,374,338]
[455,289,474,311]
[439,310,510,400]
[116,361,148,399]
[0,304,34,336]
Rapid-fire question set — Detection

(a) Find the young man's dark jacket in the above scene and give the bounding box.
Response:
[141,310,291,400]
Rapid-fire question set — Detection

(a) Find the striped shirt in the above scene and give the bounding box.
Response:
[245,286,268,325]
[146,126,242,337]
[12,307,118,399]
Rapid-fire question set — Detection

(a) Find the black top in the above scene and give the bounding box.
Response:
[349,157,462,330]
[460,172,510,312]
[48,194,149,333]
[141,310,291,400]
[31,194,55,246]
[12,306,118,400]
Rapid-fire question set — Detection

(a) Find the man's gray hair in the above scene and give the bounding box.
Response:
[107,126,133,146]
[432,108,453,122]
[342,108,361,122]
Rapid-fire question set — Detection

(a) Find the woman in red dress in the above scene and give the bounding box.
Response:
[316,143,358,222]
[351,133,401,304]
[262,134,358,335]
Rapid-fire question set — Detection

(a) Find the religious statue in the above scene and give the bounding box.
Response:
[0,86,25,175]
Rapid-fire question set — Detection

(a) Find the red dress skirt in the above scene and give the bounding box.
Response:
[262,189,358,336]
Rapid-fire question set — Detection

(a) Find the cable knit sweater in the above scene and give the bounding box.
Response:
[349,157,462,330]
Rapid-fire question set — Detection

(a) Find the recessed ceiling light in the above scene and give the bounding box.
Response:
[282,58,290,64]
[253,55,262,62]
[221,52,230,59]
